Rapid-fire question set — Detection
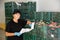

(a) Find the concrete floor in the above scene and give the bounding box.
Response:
[0,28,5,40]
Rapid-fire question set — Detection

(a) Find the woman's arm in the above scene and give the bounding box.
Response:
[5,32,14,36]
[5,32,21,37]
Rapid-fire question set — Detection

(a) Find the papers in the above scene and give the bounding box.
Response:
[31,22,35,29]
[20,28,32,34]
[51,34,54,38]
[20,22,35,34]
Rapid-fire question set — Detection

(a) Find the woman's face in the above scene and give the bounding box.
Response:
[13,13,21,19]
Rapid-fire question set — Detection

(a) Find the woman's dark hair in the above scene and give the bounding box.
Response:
[13,9,21,15]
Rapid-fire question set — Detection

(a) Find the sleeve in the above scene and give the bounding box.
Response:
[22,19,27,27]
[5,23,11,32]
[21,19,27,28]
[22,19,27,25]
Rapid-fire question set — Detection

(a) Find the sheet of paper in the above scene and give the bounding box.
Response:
[20,22,35,34]
[20,28,32,34]
[31,22,35,29]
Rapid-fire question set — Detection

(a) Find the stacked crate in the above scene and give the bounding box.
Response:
[35,12,53,40]
[5,2,17,24]
[52,12,60,23]
[19,2,36,21]
[36,12,53,22]
[18,2,36,40]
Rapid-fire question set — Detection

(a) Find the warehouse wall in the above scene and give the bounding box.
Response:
[0,0,5,29]
[0,0,27,30]
[36,0,60,12]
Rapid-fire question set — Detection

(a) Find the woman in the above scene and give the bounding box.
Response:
[5,9,32,40]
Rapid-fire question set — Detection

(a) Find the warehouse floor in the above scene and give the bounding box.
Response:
[0,28,5,40]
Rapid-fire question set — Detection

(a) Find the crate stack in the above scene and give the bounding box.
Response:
[36,12,53,22]
[5,2,17,24]
[18,2,36,40]
[19,2,36,22]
